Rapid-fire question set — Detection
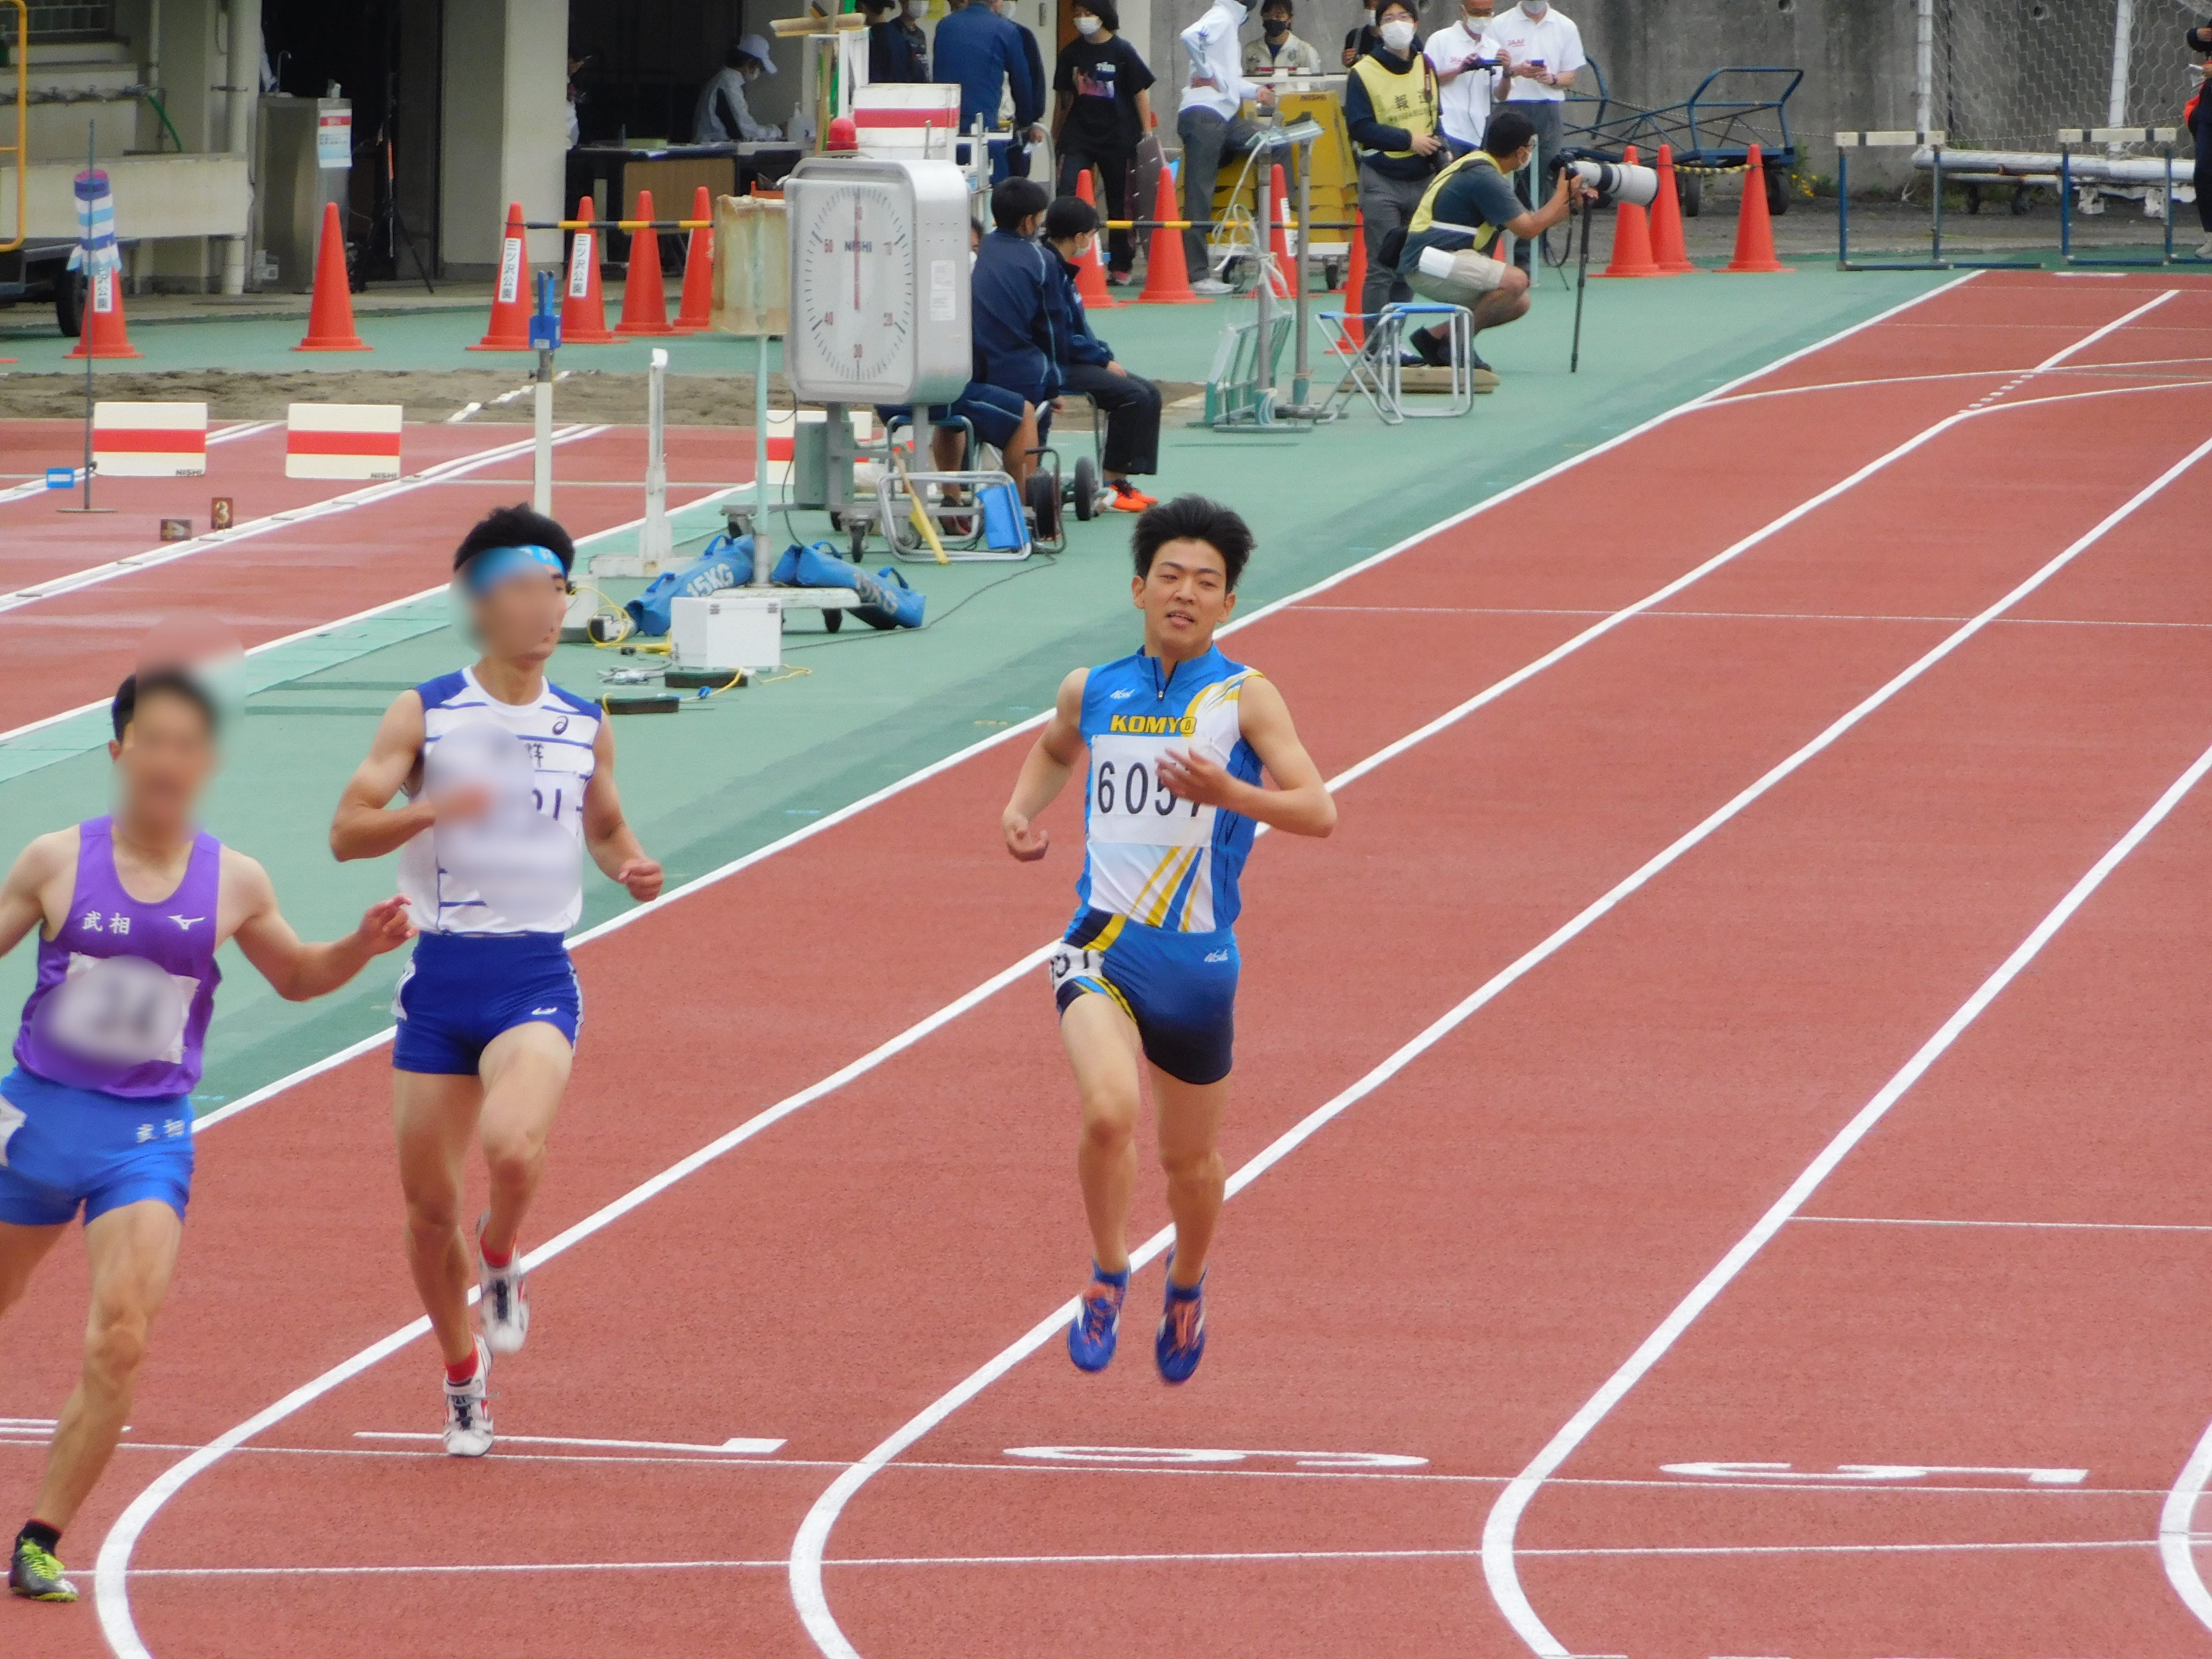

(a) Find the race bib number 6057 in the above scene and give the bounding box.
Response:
[1088,734,1214,848]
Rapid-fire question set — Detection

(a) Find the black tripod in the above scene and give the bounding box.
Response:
[367,5,432,291]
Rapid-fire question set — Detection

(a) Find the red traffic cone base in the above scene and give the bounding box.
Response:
[296,200,369,352]
[1139,168,1202,304]
[1597,144,1663,278]
[1723,144,1792,274]
[65,265,141,360]
[1072,169,1120,311]
[672,185,715,333]
[1341,210,1368,345]
[615,188,675,336]
[470,201,535,350]
[1648,144,1695,274]
[561,195,616,345]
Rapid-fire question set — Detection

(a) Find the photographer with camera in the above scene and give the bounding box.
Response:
[1390,107,1592,390]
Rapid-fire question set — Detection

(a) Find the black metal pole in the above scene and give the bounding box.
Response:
[1569,197,1594,373]
[79,120,93,514]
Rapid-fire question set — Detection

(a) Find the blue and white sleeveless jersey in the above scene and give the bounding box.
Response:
[397,668,601,936]
[1074,645,1264,934]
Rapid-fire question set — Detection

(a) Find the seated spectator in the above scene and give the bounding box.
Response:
[1392,107,1589,390]
[927,179,1060,492]
[1040,194,1162,513]
[864,0,930,83]
[1245,0,1322,76]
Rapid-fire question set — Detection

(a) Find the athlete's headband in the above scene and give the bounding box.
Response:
[461,543,566,596]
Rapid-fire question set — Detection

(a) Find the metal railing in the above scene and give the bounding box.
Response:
[0,2,25,253]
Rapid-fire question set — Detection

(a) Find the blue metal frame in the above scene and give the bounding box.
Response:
[1563,60,1802,174]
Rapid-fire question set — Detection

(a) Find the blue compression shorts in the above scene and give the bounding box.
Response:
[392,932,581,1076]
[0,1066,194,1226]
[1049,909,1239,1086]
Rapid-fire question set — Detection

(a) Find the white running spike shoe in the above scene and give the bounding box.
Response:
[477,1214,530,1356]
[443,1337,493,1458]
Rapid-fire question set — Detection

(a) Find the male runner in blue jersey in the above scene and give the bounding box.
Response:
[1002,496,1335,1382]
[331,505,662,1456]
[0,669,414,1602]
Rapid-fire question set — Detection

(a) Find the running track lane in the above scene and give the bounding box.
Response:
[776,342,2212,1658]
[0,273,2179,1659]
[0,425,752,730]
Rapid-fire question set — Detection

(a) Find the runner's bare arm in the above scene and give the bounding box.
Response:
[330,692,473,862]
[1157,673,1335,838]
[1003,668,1090,861]
[0,832,72,957]
[582,719,662,902]
[220,849,416,1001]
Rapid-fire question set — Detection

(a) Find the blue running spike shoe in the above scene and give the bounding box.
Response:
[1155,1256,1207,1384]
[1068,1262,1130,1371]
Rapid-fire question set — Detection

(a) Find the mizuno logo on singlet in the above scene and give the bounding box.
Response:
[1108,714,1198,736]
[169,915,205,931]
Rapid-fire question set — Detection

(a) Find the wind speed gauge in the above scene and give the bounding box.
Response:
[785,157,971,406]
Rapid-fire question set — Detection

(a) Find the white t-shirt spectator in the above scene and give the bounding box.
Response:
[1180,0,1260,119]
[1481,1,1583,103]
[1425,15,1503,146]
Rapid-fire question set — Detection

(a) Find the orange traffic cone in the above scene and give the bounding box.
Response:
[560,196,616,344]
[1648,144,1694,274]
[672,186,715,334]
[1266,163,1295,298]
[615,189,675,336]
[65,264,140,360]
[1139,167,1202,304]
[469,202,535,350]
[1597,145,1662,278]
[295,201,368,352]
[1723,144,1791,274]
[1072,169,1119,310]
[1341,210,1368,345]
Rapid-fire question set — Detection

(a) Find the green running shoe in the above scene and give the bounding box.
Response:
[10,1535,78,1602]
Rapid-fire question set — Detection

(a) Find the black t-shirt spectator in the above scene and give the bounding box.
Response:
[1054,36,1154,153]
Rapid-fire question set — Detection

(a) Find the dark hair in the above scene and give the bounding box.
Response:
[1075,0,1119,29]
[1377,0,1419,22]
[1483,107,1536,157]
[1131,496,1254,590]
[990,177,1051,231]
[1044,193,1100,242]
[453,502,577,577]
[1261,0,1292,16]
[111,668,218,743]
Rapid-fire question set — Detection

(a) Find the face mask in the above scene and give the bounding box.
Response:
[1362,9,1376,24]
[907,0,927,16]
[1075,13,1101,32]
[1379,17,1415,49]
[1522,0,1547,12]
[1263,16,1288,36]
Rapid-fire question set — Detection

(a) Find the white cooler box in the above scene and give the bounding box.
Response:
[672,594,783,675]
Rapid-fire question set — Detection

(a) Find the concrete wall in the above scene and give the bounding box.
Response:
[442,0,571,271]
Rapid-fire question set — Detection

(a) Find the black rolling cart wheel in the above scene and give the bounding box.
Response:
[1072,454,1099,521]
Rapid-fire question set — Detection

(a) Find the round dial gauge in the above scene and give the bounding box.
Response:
[796,182,915,388]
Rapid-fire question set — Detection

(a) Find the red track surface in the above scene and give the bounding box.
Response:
[5,272,2212,1659]
[0,424,752,731]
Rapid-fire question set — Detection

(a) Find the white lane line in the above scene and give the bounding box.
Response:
[1709,348,2212,408]
[92,274,1984,1657]
[788,431,2212,1659]
[1965,291,2176,410]
[351,1431,786,1455]
[124,1537,2167,1581]
[2160,1419,2212,1629]
[0,425,609,616]
[1483,723,2212,1646]
[1297,605,2212,631]
[0,421,279,506]
[1797,1214,2212,1235]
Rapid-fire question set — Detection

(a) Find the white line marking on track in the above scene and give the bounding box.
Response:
[2160,1418,2212,1629]
[0,425,609,617]
[1798,1214,2212,1235]
[1965,291,2176,409]
[0,421,276,506]
[351,1431,786,1455]
[1661,1462,2086,1486]
[789,387,2212,1659]
[1299,605,2212,630]
[92,272,1988,1658]
[1481,601,2212,1650]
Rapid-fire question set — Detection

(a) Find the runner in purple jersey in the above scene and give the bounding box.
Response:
[0,669,413,1605]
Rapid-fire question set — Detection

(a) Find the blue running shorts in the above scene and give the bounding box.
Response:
[392,932,581,1077]
[0,1066,194,1226]
[1049,909,1239,1086]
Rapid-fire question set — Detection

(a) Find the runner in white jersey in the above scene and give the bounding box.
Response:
[331,505,663,1457]
[1002,497,1336,1382]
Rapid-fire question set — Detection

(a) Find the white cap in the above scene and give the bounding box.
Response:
[737,34,779,73]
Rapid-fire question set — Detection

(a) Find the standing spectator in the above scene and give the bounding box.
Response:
[694,37,781,144]
[1178,0,1277,295]
[1052,0,1155,286]
[1342,4,1380,67]
[1345,0,1442,335]
[1427,0,1507,156]
[1480,0,1583,261]
[1246,0,1322,77]
[2188,17,2212,256]
[989,0,1051,176]
[865,0,930,84]
[1042,194,1164,512]
[935,0,1041,181]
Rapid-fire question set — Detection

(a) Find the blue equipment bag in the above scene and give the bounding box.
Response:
[625,534,752,637]
[771,541,926,631]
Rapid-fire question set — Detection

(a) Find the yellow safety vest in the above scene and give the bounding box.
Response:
[1349,51,1439,160]
[1407,148,1504,251]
